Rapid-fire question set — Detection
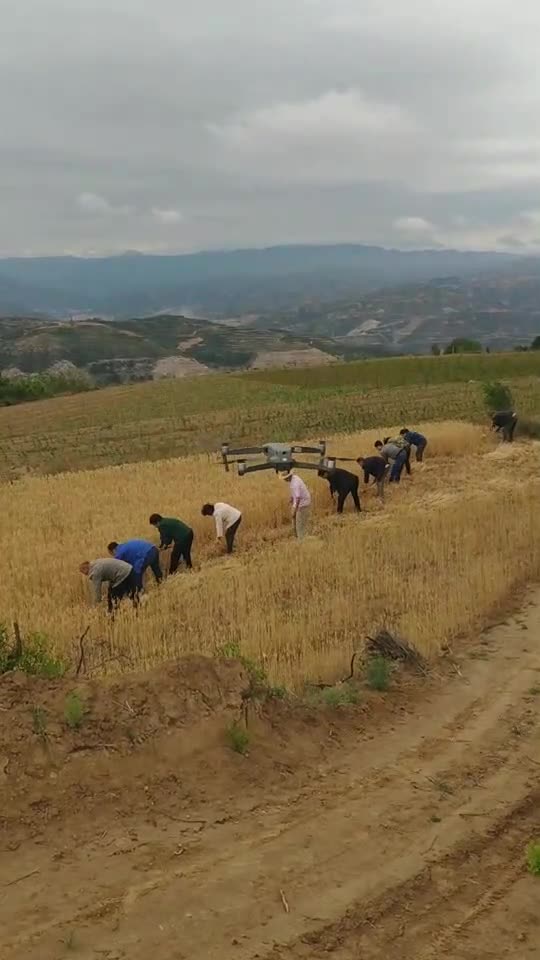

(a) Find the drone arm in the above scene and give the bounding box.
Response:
[291,443,326,455]
[238,461,280,476]
[226,446,265,456]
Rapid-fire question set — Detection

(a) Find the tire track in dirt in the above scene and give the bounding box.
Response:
[1,602,539,960]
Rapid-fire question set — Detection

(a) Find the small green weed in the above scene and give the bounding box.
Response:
[366,656,392,691]
[321,683,360,707]
[64,692,86,730]
[527,686,540,696]
[217,641,277,700]
[31,705,48,738]
[226,721,249,755]
[266,684,287,700]
[526,840,540,876]
[0,624,65,678]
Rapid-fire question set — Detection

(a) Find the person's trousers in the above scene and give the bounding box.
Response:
[225,516,242,554]
[415,441,427,462]
[502,419,517,442]
[294,506,311,540]
[169,531,194,573]
[389,449,407,483]
[404,447,412,475]
[376,468,389,499]
[136,545,163,590]
[108,571,138,613]
[337,480,361,513]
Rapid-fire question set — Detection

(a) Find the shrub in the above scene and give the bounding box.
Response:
[226,721,249,755]
[483,381,513,414]
[64,692,86,730]
[366,656,392,691]
[526,841,540,876]
[0,624,65,678]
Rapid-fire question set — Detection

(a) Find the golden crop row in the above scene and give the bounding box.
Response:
[1,420,538,689]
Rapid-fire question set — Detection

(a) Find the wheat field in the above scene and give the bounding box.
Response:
[1,420,539,689]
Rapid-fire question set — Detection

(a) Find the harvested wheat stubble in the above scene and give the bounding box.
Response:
[0,421,539,689]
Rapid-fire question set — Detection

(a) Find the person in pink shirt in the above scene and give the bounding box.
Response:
[281,470,312,540]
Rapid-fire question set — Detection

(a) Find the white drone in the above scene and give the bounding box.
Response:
[220,440,354,476]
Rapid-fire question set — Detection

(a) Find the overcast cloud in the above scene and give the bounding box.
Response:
[1,0,540,256]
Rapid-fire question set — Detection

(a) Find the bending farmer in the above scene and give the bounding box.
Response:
[149,514,194,572]
[79,558,137,613]
[201,502,242,554]
[108,538,162,591]
[318,466,361,513]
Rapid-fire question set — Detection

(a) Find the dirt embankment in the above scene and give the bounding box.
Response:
[1,604,539,960]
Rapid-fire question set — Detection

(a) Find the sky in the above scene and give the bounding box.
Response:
[2,0,540,256]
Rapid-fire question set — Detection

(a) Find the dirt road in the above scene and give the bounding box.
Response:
[1,601,539,959]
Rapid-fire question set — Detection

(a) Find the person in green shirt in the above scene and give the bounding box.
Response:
[149,514,194,573]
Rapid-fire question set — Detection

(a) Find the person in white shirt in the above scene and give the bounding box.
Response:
[281,471,312,540]
[201,501,242,554]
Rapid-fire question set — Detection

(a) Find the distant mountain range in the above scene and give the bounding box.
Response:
[0,244,517,318]
[252,268,540,352]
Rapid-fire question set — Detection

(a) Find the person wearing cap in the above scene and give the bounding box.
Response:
[281,470,312,539]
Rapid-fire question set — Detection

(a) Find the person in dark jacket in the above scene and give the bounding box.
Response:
[356,455,389,498]
[108,538,162,592]
[149,514,194,573]
[318,466,361,513]
[399,428,428,461]
[491,410,518,442]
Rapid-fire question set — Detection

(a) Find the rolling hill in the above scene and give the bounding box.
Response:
[0,314,367,383]
[253,267,540,352]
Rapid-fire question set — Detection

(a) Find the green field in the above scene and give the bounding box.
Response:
[2,351,540,479]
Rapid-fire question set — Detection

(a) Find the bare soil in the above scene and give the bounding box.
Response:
[1,602,539,960]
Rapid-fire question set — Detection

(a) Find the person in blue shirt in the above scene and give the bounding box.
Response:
[399,428,428,462]
[107,538,163,592]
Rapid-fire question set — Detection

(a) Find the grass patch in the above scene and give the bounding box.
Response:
[218,641,286,701]
[64,692,86,730]
[526,840,540,876]
[0,624,65,678]
[366,656,392,691]
[226,721,249,755]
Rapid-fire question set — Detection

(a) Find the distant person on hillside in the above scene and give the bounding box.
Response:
[399,427,428,462]
[107,538,162,592]
[79,557,137,613]
[318,466,361,513]
[375,439,408,484]
[149,514,194,572]
[491,410,518,443]
[356,455,389,499]
[281,470,311,539]
[201,502,242,554]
